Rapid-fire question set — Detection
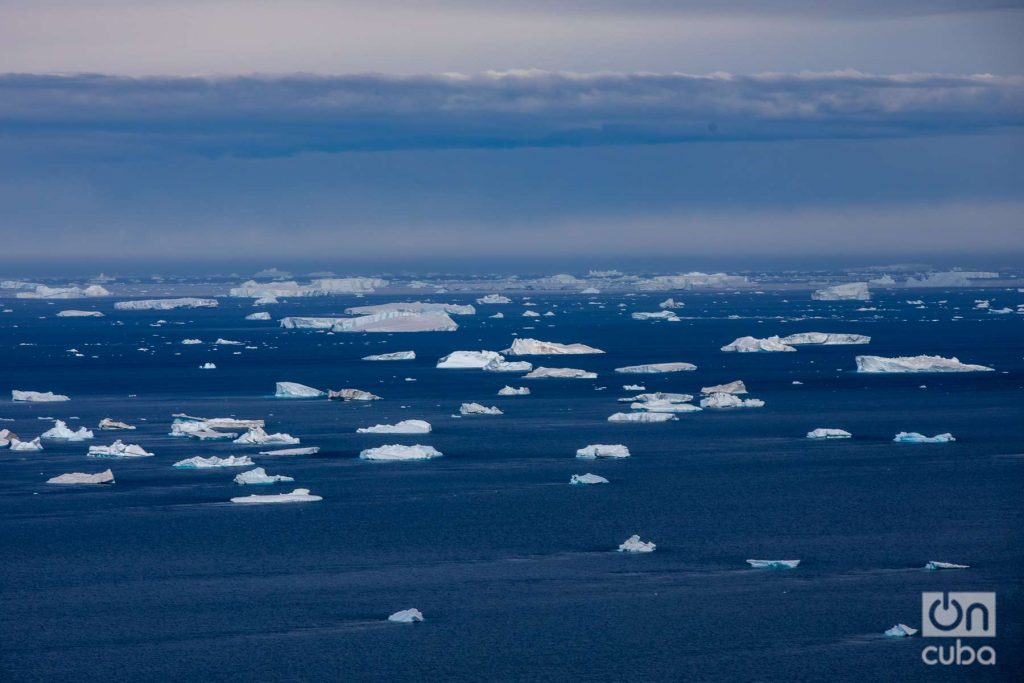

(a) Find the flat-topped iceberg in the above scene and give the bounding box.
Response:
[328,388,382,401]
[894,432,955,443]
[388,608,424,623]
[498,386,530,396]
[925,560,969,570]
[780,332,870,345]
[576,444,630,459]
[700,380,747,395]
[524,367,597,379]
[618,535,656,553]
[477,294,512,304]
[87,440,153,458]
[631,311,680,321]
[437,350,503,369]
[12,390,70,402]
[230,277,385,298]
[359,444,443,461]
[363,350,415,361]
[570,473,609,485]
[234,467,295,485]
[214,338,242,346]
[635,272,748,290]
[700,393,765,409]
[504,338,605,355]
[275,382,326,398]
[174,455,255,469]
[10,437,43,451]
[99,418,135,430]
[615,362,696,374]
[245,311,272,321]
[460,403,503,416]
[231,488,322,504]
[357,420,432,434]
[747,559,800,569]
[16,284,110,299]
[721,336,796,353]
[807,428,852,439]
[884,624,918,638]
[172,415,265,431]
[608,412,676,423]
[47,469,115,485]
[181,338,202,345]
[41,420,94,441]
[258,446,320,456]
[333,310,458,333]
[812,282,870,301]
[621,392,693,404]
[631,400,701,413]
[57,310,104,318]
[114,297,218,311]
[234,427,300,445]
[483,359,533,372]
[345,302,475,316]
[279,316,340,329]
[856,355,993,373]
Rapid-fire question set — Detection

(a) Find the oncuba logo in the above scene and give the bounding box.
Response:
[921,592,996,666]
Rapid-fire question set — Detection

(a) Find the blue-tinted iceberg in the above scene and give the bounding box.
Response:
[894,432,955,443]
[231,488,322,504]
[275,382,325,398]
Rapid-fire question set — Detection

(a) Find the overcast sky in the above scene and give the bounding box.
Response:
[1,1,1022,269]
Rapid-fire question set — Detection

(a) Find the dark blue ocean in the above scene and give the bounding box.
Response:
[2,289,1022,681]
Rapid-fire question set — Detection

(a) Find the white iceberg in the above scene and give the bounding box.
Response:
[114,297,218,311]
[489,312,504,319]
[621,392,693,404]
[812,282,870,301]
[576,444,630,458]
[570,473,609,485]
[700,380,747,395]
[631,311,680,321]
[234,467,295,485]
[618,535,656,553]
[614,362,696,374]
[746,559,800,569]
[10,437,43,451]
[231,488,322,504]
[357,420,432,434]
[504,338,605,355]
[635,272,748,290]
[279,317,341,329]
[174,455,255,469]
[200,362,216,370]
[0,428,16,447]
[362,350,416,361]
[234,427,300,445]
[328,388,382,401]
[925,561,969,570]
[498,386,530,396]
[721,336,796,353]
[98,418,135,430]
[16,284,110,299]
[523,367,597,379]
[884,624,918,638]
[388,608,424,623]
[275,382,326,398]
[87,440,153,458]
[12,390,70,402]
[482,359,533,373]
[579,287,600,294]
[806,428,852,439]
[47,469,115,485]
[437,350,503,369]
[460,403,503,416]
[230,277,385,298]
[855,355,993,373]
[359,444,443,461]
[659,298,684,309]
[522,310,540,317]
[893,432,955,443]
[333,311,459,333]
[608,412,676,423]
[700,393,765,409]
[257,446,321,456]
[779,332,870,345]
[56,310,104,318]
[630,400,701,413]
[41,420,94,441]
[245,311,272,321]
[214,338,242,345]
[346,302,474,316]
[477,294,512,304]
[181,339,203,345]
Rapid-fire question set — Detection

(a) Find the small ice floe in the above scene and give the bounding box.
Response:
[41,420,94,441]
[231,488,322,504]
[522,310,540,317]
[631,311,680,322]
[489,312,504,319]
[893,432,955,444]
[359,444,442,461]
[47,469,115,485]
[57,310,104,318]
[608,412,676,423]
[618,535,656,553]
[622,384,645,391]
[925,560,970,570]
[245,311,271,321]
[779,332,870,346]
[257,446,320,456]
[181,338,203,345]
[274,382,326,398]
[700,393,765,409]
[700,380,747,395]
[362,350,415,361]
[806,428,852,439]
[10,437,43,451]
[504,338,604,355]
[12,390,70,402]
[523,367,597,379]
[460,403,503,416]
[884,624,918,638]
[576,444,630,458]
[570,473,610,485]
[87,440,154,458]
[746,559,800,569]
[199,362,216,370]
[357,420,432,434]
[855,355,993,373]
[233,467,295,485]
[98,418,135,430]
[328,388,382,401]
[615,362,696,374]
[234,427,300,445]
[498,385,530,396]
[388,608,424,623]
[173,455,255,469]
[477,294,512,304]
[721,336,796,353]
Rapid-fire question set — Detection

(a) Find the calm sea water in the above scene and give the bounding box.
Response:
[1,289,1022,681]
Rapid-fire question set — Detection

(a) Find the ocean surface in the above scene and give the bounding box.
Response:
[1,288,1022,681]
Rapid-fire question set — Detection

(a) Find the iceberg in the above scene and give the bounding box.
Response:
[700,393,765,409]
[618,535,656,553]
[181,339,203,345]
[482,359,533,373]
[47,469,115,485]
[779,332,870,345]
[98,418,135,430]
[504,338,605,355]
[41,420,94,441]
[362,350,415,361]
[87,440,153,458]
[925,561,969,570]
[230,277,385,298]
[635,272,748,290]
[570,473,609,485]
[608,412,676,423]
[257,446,320,456]
[0,428,16,447]
[199,362,216,370]
[275,382,326,398]
[279,316,340,329]
[245,311,272,321]
[497,386,530,396]
[437,350,503,369]
[12,390,70,402]
[477,294,512,304]
[16,284,110,299]
[172,415,265,430]
[231,488,322,504]
[721,336,796,353]
[459,403,503,416]
[746,559,800,569]
[614,362,696,374]
[631,400,701,413]
[114,297,218,310]
[806,428,852,439]
[893,432,955,443]
[359,444,443,461]
[904,270,998,287]
[700,380,747,395]
[489,312,504,319]
[812,282,870,301]
[345,302,475,316]
[174,455,255,469]
[388,608,424,623]
[523,367,597,379]
[56,310,104,318]
[10,437,43,451]
[214,338,243,345]
[234,427,300,445]
[357,420,432,434]
[234,467,295,485]
[631,311,680,321]
[333,311,459,333]
[328,388,382,401]
[621,392,693,405]
[659,298,684,309]
[884,624,918,638]
[576,444,630,459]
[522,310,540,318]
[856,355,993,373]
[580,287,600,294]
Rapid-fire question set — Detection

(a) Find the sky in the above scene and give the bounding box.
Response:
[1,1,1022,270]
